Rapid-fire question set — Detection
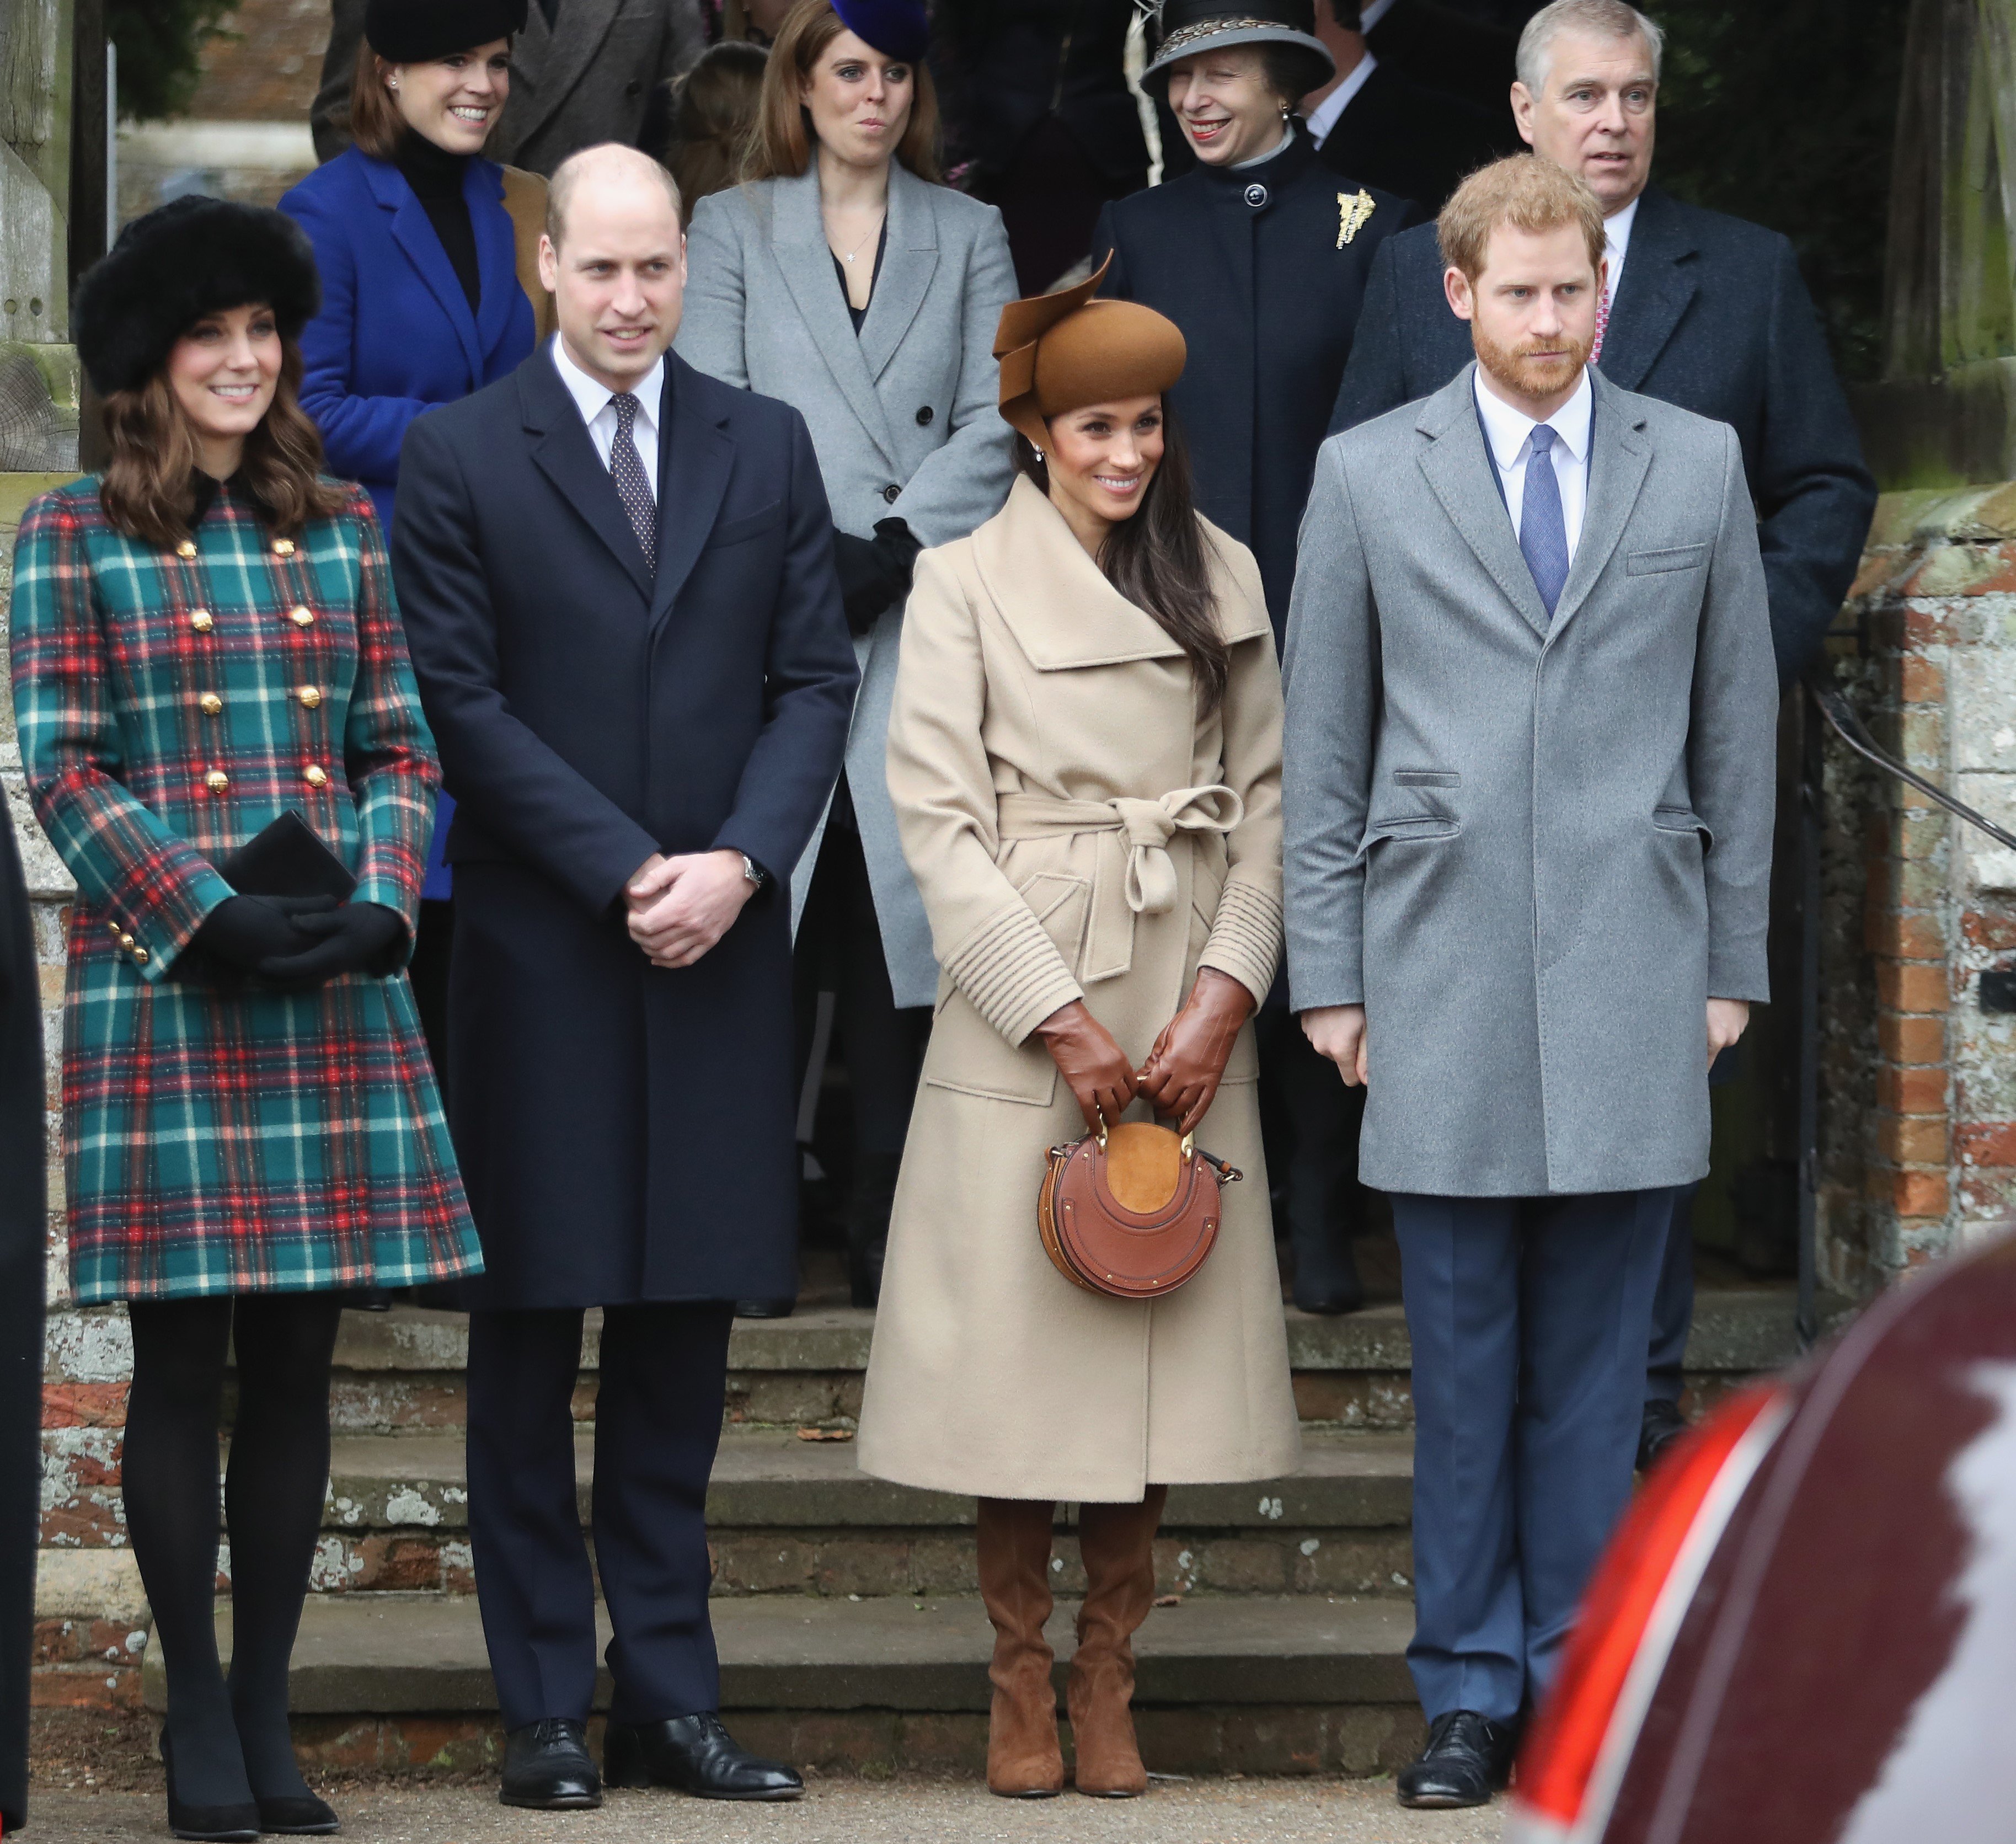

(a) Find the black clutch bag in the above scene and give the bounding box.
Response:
[217,810,356,902]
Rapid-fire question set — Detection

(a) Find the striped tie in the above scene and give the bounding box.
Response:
[1593,274,1611,364]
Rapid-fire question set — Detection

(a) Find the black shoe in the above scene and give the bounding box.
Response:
[603,1713,803,1800]
[734,1297,796,1319]
[1638,1397,1691,1472]
[499,1718,602,1810]
[1395,1709,1518,1809]
[160,1731,261,1842]
[847,1150,900,1308]
[254,1791,340,1834]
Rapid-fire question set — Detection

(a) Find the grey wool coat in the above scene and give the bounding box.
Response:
[676,163,1018,1007]
[1282,366,1778,1198]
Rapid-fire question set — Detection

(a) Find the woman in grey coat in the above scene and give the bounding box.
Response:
[676,0,1016,1308]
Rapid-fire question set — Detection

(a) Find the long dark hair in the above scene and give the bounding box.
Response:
[100,334,345,548]
[1016,401,1230,714]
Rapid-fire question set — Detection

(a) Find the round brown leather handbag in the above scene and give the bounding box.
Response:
[1038,1120,1243,1301]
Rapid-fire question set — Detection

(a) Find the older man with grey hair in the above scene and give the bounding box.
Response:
[1328,0,1875,1474]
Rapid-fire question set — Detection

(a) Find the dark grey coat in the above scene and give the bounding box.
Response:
[1283,367,1778,1197]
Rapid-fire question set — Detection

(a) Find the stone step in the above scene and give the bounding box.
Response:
[308,1428,1416,1601]
[138,1589,1426,1777]
[320,1289,1816,1435]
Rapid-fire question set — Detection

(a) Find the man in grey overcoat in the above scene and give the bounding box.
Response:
[1282,156,1776,1809]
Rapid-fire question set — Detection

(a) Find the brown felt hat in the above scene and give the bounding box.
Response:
[994,256,1188,450]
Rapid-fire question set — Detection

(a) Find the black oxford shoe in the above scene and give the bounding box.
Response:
[1638,1397,1691,1472]
[1396,1709,1518,1809]
[603,1713,804,1800]
[499,1718,602,1810]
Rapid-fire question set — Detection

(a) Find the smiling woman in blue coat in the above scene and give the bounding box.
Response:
[675,0,1015,1312]
[281,0,544,1071]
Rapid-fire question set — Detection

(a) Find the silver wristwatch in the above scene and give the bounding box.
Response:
[740,852,769,889]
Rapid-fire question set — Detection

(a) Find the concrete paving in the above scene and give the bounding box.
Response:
[28,1781,1505,1843]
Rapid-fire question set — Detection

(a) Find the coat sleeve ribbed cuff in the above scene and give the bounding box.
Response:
[1197,876,1282,1008]
[941,900,1084,1047]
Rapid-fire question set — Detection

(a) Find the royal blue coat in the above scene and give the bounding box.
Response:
[282,146,538,896]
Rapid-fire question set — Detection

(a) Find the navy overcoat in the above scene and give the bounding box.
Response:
[1329,185,1879,686]
[282,146,538,536]
[1093,131,1418,637]
[391,348,858,1308]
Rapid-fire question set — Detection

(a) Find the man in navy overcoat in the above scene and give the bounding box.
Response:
[1328,0,1876,1466]
[392,143,856,1811]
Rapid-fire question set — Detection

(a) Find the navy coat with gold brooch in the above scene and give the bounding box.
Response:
[8,476,481,1304]
[1092,131,1419,638]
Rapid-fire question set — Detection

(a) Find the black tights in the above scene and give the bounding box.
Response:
[124,1294,344,1807]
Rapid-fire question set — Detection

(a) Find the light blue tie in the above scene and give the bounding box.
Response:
[1520,424,1569,620]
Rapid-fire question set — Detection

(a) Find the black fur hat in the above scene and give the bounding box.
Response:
[365,0,527,61]
[73,196,322,398]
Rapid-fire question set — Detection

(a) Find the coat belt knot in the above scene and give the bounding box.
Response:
[997,785,1243,983]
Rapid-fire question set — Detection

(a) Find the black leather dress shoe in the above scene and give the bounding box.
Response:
[1396,1709,1518,1809]
[1638,1397,1691,1472]
[733,1298,796,1319]
[499,1718,602,1810]
[253,1790,340,1834]
[603,1713,804,1800]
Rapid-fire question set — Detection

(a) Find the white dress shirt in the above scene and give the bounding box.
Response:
[1306,51,1379,148]
[1473,365,1593,560]
[1602,191,1640,304]
[550,335,664,499]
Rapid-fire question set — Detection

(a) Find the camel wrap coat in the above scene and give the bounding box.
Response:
[856,477,1301,1501]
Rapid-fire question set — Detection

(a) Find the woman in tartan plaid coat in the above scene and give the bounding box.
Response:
[8,197,480,1840]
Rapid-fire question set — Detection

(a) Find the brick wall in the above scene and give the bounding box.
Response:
[183,0,329,123]
[1819,484,2016,1288]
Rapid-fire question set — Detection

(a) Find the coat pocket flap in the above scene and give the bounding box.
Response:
[1626,543,1710,576]
[706,501,784,549]
[1392,769,1461,787]
[1352,814,1461,864]
[1653,804,1714,845]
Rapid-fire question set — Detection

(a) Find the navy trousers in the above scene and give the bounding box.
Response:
[1644,1182,1701,1404]
[466,1302,734,1731]
[1392,1189,1671,1724]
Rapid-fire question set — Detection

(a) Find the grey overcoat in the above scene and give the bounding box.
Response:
[1282,366,1778,1198]
[676,164,1018,1007]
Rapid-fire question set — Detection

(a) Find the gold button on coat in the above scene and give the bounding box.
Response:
[119,934,135,950]
[175,541,197,558]
[132,947,150,965]
[106,920,122,938]
[190,609,213,633]
[199,693,223,715]
[206,769,229,791]
[272,538,296,556]
[303,765,329,789]
[290,606,314,627]
[297,685,322,708]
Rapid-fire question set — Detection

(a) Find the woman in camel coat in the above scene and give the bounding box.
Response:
[858,267,1298,1800]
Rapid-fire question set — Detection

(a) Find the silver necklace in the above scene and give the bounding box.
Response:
[836,210,885,264]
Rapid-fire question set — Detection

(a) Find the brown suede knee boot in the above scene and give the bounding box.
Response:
[976,1497,1063,1797]
[1068,1485,1167,1797]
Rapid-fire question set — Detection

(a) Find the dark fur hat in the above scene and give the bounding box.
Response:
[73,196,322,398]
[364,0,527,61]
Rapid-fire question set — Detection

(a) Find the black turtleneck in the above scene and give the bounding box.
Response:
[395,130,481,313]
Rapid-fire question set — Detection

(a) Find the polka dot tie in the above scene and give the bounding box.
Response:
[609,392,657,576]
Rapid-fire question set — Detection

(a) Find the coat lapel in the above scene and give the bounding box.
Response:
[1597,187,1697,392]
[1415,367,1552,640]
[649,356,734,634]
[520,348,655,603]
[366,157,484,386]
[468,158,521,368]
[769,167,900,467]
[858,164,938,383]
[1547,373,1652,638]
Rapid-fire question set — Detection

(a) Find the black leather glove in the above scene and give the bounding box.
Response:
[255,902,406,985]
[831,518,922,635]
[189,894,340,970]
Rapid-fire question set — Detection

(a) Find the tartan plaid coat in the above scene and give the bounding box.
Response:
[8,474,482,1303]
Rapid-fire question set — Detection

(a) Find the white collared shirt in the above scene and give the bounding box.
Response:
[1603,191,1640,304]
[1306,51,1378,148]
[550,334,663,499]
[1473,365,1593,560]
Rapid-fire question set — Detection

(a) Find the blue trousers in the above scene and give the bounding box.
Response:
[1392,1189,1671,1724]
[466,1302,733,1730]
[1645,1182,1700,1403]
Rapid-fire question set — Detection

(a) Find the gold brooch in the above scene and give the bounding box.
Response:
[1336,190,1376,248]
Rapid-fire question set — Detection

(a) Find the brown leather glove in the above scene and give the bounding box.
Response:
[1033,1000,1138,1133]
[1136,969,1255,1135]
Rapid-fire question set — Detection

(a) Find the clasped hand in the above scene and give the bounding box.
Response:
[626,849,755,968]
[1035,969,1255,1137]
